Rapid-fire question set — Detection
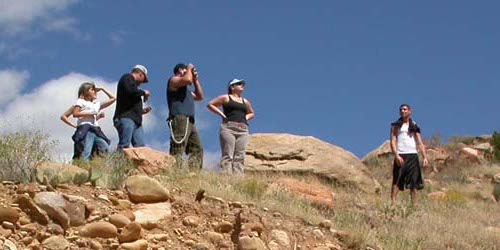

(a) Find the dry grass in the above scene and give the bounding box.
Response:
[154,161,500,250]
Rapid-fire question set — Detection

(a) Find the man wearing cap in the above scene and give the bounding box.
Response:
[167,63,204,170]
[113,65,151,149]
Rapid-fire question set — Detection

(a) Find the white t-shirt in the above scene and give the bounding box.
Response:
[397,123,418,154]
[75,98,101,127]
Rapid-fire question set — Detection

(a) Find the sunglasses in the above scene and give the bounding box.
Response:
[233,82,245,86]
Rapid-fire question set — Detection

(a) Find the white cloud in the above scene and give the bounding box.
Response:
[0,0,80,36]
[0,70,161,161]
[0,69,30,106]
[43,16,91,41]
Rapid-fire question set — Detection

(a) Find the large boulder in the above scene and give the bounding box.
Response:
[36,162,89,186]
[122,147,176,175]
[245,133,380,193]
[33,192,86,229]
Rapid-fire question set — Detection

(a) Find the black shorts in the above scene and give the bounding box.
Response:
[392,154,424,191]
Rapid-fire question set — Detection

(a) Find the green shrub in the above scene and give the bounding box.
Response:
[0,130,54,183]
[491,131,500,162]
[85,153,135,190]
[234,178,268,199]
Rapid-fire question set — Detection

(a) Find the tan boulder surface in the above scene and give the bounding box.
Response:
[122,147,176,175]
[245,133,380,193]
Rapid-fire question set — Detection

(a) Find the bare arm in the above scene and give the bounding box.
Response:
[415,132,429,167]
[96,87,116,110]
[390,126,404,166]
[191,68,204,101]
[207,95,227,119]
[60,106,77,128]
[168,64,194,90]
[244,98,255,121]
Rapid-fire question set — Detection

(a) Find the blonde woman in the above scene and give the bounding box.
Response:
[207,79,255,174]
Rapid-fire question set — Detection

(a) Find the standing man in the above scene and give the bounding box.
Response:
[390,104,428,205]
[113,64,152,149]
[167,63,204,170]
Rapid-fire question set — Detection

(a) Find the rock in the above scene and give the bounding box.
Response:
[133,202,171,229]
[65,201,86,226]
[118,222,142,243]
[215,221,233,233]
[493,173,500,201]
[16,183,40,197]
[193,243,210,250]
[459,147,482,164]
[42,235,69,250]
[118,239,148,250]
[36,161,89,185]
[47,223,64,235]
[3,239,17,250]
[120,210,135,222]
[237,236,267,250]
[271,178,334,209]
[246,133,380,193]
[0,207,20,223]
[2,221,15,230]
[125,175,173,203]
[0,227,12,237]
[122,147,176,175]
[79,221,118,238]
[312,229,325,239]
[182,215,200,227]
[90,240,102,250]
[319,220,333,229]
[33,192,70,229]
[109,214,131,229]
[16,194,50,225]
[204,231,223,244]
[362,140,392,165]
[146,234,169,241]
[270,230,290,248]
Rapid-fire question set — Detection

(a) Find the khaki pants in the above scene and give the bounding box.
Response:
[219,121,249,175]
[169,115,203,170]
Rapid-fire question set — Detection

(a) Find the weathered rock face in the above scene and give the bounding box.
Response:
[245,133,380,193]
[133,202,172,230]
[122,147,176,175]
[34,192,71,230]
[36,162,89,186]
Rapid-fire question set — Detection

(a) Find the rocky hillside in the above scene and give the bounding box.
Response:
[0,133,499,250]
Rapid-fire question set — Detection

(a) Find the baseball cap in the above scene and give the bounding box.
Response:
[132,64,149,82]
[227,79,245,87]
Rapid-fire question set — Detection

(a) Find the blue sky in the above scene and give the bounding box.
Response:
[1,1,499,164]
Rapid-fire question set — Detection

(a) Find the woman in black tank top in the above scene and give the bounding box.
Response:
[207,79,255,175]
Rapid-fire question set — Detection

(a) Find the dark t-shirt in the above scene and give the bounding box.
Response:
[113,73,145,125]
[223,95,247,124]
[167,77,195,118]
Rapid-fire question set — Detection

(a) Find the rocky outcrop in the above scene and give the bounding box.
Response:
[122,147,176,175]
[245,133,380,193]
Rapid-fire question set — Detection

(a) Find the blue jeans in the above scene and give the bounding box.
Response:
[82,131,109,160]
[114,118,145,149]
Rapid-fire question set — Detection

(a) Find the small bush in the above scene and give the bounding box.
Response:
[491,131,500,162]
[0,130,54,183]
[234,178,267,199]
[84,153,135,190]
